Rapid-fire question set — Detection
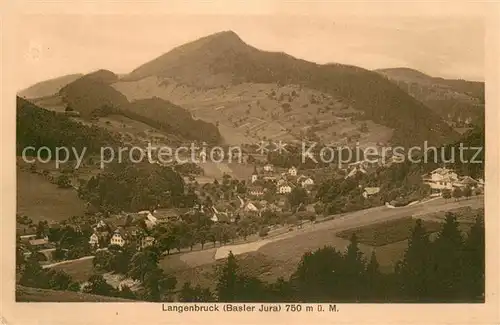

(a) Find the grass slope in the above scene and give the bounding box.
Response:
[16,285,134,302]
[376,67,484,125]
[126,31,457,146]
[17,169,86,222]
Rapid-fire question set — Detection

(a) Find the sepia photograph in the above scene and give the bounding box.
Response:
[1,1,499,324]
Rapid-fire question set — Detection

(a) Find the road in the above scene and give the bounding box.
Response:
[214,196,484,259]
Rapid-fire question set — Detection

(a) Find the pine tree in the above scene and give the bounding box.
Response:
[216,251,239,302]
[365,251,382,300]
[343,234,366,301]
[460,214,485,301]
[396,219,432,300]
[430,212,464,300]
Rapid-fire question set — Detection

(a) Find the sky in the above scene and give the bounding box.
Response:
[14,11,485,90]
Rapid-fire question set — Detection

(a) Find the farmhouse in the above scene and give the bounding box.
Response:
[288,166,298,177]
[28,236,50,247]
[89,231,110,249]
[263,164,274,172]
[345,166,367,179]
[277,182,293,194]
[138,236,155,250]
[248,186,266,197]
[298,175,314,188]
[454,176,479,189]
[362,187,380,199]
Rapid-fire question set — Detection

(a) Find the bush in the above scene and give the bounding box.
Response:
[259,227,269,237]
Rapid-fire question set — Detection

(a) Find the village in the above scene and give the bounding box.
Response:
[17,152,484,272]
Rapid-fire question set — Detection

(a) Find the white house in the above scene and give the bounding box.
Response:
[453,176,479,189]
[277,183,293,194]
[362,187,380,199]
[139,236,155,250]
[298,175,314,187]
[288,166,298,177]
[110,229,128,247]
[248,186,265,197]
[263,164,274,172]
[422,168,459,195]
[251,171,259,183]
[244,202,259,212]
[89,233,99,247]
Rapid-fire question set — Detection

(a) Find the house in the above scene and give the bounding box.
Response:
[363,187,380,199]
[153,209,182,223]
[248,186,266,197]
[454,176,479,189]
[210,207,231,223]
[298,175,314,187]
[288,166,298,177]
[89,231,110,249]
[251,171,259,183]
[422,167,459,195]
[138,236,155,250]
[244,201,259,212]
[95,220,108,230]
[345,166,367,179]
[277,182,293,194]
[110,228,128,247]
[28,236,49,247]
[19,234,37,243]
[263,164,274,172]
[263,175,277,182]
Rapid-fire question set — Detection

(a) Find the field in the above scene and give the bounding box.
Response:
[198,161,255,180]
[50,258,96,282]
[16,169,87,222]
[44,196,484,292]
[16,285,133,302]
[336,217,443,246]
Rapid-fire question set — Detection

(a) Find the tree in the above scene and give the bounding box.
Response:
[128,250,159,283]
[46,269,72,290]
[19,257,50,289]
[93,250,114,271]
[452,187,463,201]
[288,187,308,212]
[68,282,81,292]
[365,251,382,299]
[179,282,214,302]
[35,221,49,239]
[289,246,344,301]
[216,251,239,302]
[56,174,72,189]
[441,189,452,200]
[463,186,472,199]
[141,268,177,302]
[396,219,432,300]
[83,274,117,297]
[342,234,366,300]
[461,214,485,300]
[430,212,464,300]
[119,284,137,300]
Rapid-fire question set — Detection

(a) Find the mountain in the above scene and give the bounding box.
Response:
[122,31,457,147]
[16,96,119,156]
[57,70,221,143]
[59,70,129,117]
[121,98,221,143]
[18,73,83,99]
[376,68,484,126]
